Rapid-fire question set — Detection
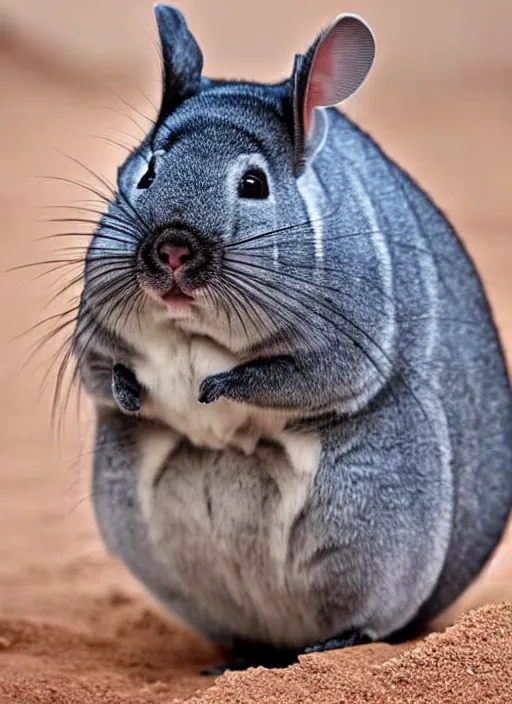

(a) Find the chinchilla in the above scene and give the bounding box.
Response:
[73,5,512,672]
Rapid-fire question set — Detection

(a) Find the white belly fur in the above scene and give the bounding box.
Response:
[133,324,288,454]
[131,322,322,529]
[126,323,324,642]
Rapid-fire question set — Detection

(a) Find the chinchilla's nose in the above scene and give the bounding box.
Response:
[139,227,197,277]
[136,223,220,293]
[157,244,192,273]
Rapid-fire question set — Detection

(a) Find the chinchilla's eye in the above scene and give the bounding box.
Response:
[137,150,164,190]
[137,155,157,189]
[238,169,269,199]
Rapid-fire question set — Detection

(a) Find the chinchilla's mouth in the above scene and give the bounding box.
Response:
[161,281,195,309]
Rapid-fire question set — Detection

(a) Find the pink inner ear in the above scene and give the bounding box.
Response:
[303,34,336,135]
[302,16,375,139]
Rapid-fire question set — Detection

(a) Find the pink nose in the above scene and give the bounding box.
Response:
[158,245,192,272]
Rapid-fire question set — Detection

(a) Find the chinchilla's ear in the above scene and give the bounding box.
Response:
[154,4,203,117]
[290,14,375,174]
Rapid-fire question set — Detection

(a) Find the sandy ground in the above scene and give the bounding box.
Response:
[0,30,512,704]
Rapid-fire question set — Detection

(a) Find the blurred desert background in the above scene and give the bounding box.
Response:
[0,1,511,702]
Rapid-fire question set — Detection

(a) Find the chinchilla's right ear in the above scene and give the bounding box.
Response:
[290,14,376,174]
[154,4,204,118]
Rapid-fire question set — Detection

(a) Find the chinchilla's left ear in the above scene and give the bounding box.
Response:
[154,4,203,117]
[290,14,375,174]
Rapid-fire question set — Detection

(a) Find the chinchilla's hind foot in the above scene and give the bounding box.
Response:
[302,628,371,654]
[201,630,371,675]
[201,640,299,675]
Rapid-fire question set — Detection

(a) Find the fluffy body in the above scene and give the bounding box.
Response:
[75,11,512,655]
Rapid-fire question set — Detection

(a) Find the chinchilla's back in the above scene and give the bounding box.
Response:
[322,109,512,628]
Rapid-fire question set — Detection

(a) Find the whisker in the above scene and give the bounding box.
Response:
[215,278,272,348]
[49,273,140,427]
[224,254,394,312]
[34,175,110,205]
[225,213,334,250]
[42,204,105,217]
[222,270,315,351]
[55,150,116,200]
[101,106,147,139]
[105,85,155,125]
[86,133,133,155]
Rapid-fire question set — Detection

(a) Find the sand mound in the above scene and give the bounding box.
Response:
[1,601,511,703]
[189,603,512,703]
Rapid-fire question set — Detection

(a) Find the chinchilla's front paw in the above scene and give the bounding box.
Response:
[198,371,233,404]
[112,363,142,414]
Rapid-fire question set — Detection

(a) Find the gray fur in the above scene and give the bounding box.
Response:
[75,6,512,651]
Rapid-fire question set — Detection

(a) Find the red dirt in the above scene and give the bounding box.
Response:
[1,602,512,703]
